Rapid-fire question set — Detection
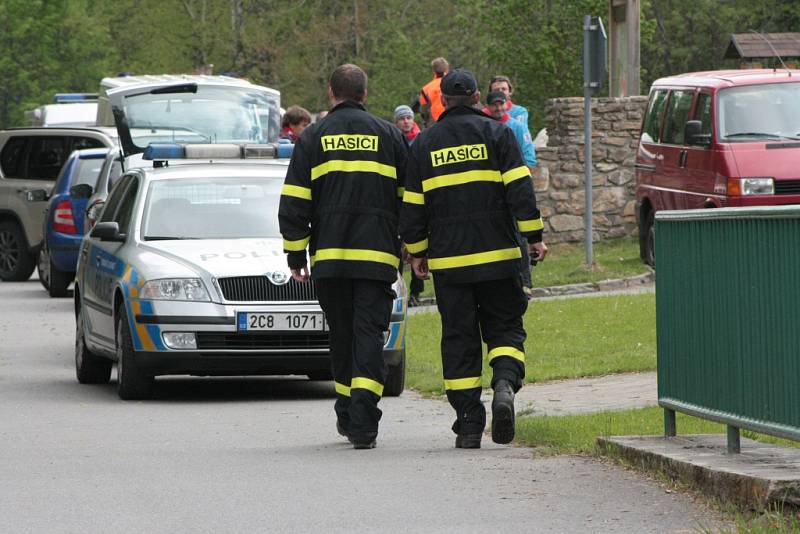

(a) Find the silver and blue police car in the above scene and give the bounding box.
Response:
[73,146,407,400]
[75,75,408,400]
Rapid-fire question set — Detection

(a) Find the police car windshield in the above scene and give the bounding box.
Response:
[142,177,282,240]
[123,86,280,149]
[719,82,800,141]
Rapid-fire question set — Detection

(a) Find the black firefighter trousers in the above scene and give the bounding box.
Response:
[433,275,528,436]
[315,278,394,442]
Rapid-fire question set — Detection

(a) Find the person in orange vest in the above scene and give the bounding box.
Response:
[412,57,449,127]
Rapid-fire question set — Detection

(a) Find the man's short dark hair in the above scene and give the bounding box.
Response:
[330,64,367,102]
[283,105,312,127]
[442,94,475,109]
[489,75,513,92]
[431,57,449,77]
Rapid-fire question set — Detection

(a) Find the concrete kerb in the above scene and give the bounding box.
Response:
[408,270,655,315]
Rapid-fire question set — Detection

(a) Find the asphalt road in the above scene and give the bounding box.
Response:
[0,278,723,533]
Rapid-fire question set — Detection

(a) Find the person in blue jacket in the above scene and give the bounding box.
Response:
[484,90,538,297]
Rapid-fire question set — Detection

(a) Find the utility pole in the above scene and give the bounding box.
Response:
[609,0,641,96]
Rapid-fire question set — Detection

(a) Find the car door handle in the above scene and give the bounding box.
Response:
[679,150,688,168]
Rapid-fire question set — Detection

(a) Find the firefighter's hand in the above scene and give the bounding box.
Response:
[291,265,310,283]
[410,256,430,280]
[529,241,548,262]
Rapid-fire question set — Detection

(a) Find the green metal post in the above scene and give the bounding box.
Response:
[664,408,676,437]
[727,426,741,454]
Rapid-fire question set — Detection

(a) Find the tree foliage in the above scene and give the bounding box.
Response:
[1,0,798,129]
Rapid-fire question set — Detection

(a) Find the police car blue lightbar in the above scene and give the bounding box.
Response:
[143,142,295,161]
[54,93,99,103]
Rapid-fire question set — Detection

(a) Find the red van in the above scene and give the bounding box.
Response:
[635,69,800,265]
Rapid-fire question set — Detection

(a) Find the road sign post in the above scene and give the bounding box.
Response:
[583,15,607,266]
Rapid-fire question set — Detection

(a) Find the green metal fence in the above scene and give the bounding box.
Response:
[656,206,800,453]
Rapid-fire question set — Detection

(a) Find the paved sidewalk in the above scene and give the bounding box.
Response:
[485,372,658,417]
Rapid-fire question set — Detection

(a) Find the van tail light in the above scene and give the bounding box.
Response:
[727,177,774,196]
[53,200,77,234]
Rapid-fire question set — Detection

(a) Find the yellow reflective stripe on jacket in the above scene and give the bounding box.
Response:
[310,248,400,268]
[403,190,425,205]
[428,247,521,270]
[517,218,544,233]
[444,377,482,391]
[421,169,502,192]
[335,381,351,397]
[405,238,428,254]
[488,346,525,363]
[311,160,397,181]
[397,186,405,198]
[502,166,530,185]
[281,184,312,200]
[283,236,310,251]
[351,377,384,397]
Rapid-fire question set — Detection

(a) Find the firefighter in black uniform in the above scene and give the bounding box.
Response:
[279,64,407,449]
[399,69,547,449]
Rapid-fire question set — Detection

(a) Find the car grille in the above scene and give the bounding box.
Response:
[196,332,330,351]
[774,180,800,195]
[217,276,317,302]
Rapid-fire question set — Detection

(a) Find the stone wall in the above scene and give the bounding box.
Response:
[533,96,649,243]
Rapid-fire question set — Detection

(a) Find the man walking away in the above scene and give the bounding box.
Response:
[412,57,449,127]
[279,64,408,449]
[400,69,547,449]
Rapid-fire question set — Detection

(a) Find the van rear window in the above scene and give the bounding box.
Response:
[642,90,668,143]
[662,91,694,145]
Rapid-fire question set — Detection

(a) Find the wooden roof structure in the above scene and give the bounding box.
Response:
[725,33,800,60]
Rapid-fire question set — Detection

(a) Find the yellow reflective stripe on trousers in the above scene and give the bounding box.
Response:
[351,377,384,397]
[397,186,405,198]
[444,377,482,391]
[311,160,397,181]
[335,381,351,397]
[488,346,525,363]
[421,169,502,192]
[281,184,312,200]
[517,218,544,232]
[404,238,428,254]
[283,235,310,251]
[310,248,400,268]
[502,166,530,185]
[403,190,425,205]
[428,247,521,270]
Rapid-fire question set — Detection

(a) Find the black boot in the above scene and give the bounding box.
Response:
[491,379,515,444]
[336,421,352,443]
[455,433,482,449]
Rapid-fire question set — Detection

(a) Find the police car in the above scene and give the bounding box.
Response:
[73,77,407,400]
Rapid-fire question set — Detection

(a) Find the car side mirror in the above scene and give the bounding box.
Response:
[90,221,125,242]
[70,183,93,199]
[685,120,711,147]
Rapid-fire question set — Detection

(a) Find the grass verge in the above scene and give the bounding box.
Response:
[401,236,648,298]
[405,293,656,394]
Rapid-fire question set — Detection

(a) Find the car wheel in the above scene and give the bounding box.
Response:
[642,210,655,267]
[48,256,72,298]
[75,305,112,384]
[37,243,50,290]
[0,221,36,281]
[116,306,154,400]
[383,349,406,397]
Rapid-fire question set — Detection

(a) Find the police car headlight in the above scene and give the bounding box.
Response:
[141,278,210,301]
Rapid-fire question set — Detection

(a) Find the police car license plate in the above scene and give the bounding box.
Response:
[238,312,327,332]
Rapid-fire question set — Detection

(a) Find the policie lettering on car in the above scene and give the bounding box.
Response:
[430,144,488,167]
[321,134,379,152]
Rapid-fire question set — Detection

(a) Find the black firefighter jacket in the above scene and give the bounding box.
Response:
[399,105,544,284]
[278,100,408,283]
